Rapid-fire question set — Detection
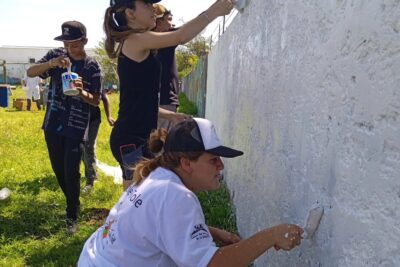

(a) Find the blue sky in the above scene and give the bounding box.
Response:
[0,0,217,48]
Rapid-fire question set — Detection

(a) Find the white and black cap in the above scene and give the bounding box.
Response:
[164,118,243,158]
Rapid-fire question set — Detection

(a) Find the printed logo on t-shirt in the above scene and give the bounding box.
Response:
[102,220,117,248]
[127,187,143,208]
[191,224,210,240]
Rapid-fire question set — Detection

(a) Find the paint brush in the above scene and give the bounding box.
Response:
[274,204,324,251]
[234,0,249,12]
[302,205,324,239]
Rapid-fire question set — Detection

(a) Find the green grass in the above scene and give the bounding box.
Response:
[0,87,238,266]
[177,92,198,116]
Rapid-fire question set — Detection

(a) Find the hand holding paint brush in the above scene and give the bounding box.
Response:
[274,205,324,251]
[272,224,304,251]
[48,55,70,69]
[233,0,249,12]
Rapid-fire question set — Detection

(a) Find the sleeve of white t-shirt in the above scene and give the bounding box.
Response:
[157,185,218,267]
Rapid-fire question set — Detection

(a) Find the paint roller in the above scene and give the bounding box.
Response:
[234,0,249,12]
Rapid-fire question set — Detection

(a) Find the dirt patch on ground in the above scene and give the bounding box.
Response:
[83,208,110,225]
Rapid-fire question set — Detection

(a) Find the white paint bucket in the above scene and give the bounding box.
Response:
[61,72,79,96]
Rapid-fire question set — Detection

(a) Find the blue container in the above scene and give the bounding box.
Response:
[0,84,10,108]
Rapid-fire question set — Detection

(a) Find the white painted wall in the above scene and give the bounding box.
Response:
[206,0,400,266]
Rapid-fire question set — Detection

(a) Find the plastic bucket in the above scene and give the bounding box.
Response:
[61,72,79,96]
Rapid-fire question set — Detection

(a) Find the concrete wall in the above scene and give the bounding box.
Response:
[206,0,400,266]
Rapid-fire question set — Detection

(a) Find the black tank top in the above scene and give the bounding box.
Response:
[113,52,161,139]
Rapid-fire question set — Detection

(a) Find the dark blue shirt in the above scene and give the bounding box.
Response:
[38,48,102,141]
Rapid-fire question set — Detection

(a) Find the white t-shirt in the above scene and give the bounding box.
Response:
[78,167,218,267]
[25,76,41,90]
[24,76,41,100]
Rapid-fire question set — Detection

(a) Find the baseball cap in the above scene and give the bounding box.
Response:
[164,118,243,158]
[54,21,86,42]
[110,0,161,8]
[154,4,172,19]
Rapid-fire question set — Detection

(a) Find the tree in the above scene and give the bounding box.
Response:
[176,49,199,78]
[186,36,211,57]
[94,40,118,90]
[176,36,211,78]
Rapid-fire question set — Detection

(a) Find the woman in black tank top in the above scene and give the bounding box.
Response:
[104,0,234,190]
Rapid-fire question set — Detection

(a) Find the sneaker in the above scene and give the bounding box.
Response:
[66,219,78,234]
[82,184,93,194]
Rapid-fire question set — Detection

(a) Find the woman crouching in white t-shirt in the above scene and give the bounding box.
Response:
[78,118,303,267]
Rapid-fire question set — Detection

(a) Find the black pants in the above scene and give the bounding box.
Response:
[44,131,82,221]
[82,117,101,185]
[27,98,41,111]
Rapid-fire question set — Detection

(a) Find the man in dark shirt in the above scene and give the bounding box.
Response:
[154,4,180,130]
[27,21,102,233]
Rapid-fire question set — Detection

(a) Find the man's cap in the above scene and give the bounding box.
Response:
[54,21,87,42]
[164,118,244,158]
[110,0,161,9]
[154,4,172,19]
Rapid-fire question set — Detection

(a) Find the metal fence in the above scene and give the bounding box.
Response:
[179,9,239,117]
[208,9,239,47]
[180,55,208,118]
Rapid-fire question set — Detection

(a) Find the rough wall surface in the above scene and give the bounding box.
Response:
[206,1,400,266]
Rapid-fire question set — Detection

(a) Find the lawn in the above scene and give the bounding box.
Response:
[0,87,238,266]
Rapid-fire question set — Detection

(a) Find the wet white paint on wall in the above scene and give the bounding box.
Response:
[206,0,400,266]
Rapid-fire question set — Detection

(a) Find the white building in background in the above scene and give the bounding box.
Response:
[0,45,95,84]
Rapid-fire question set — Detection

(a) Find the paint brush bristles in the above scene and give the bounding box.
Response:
[234,0,248,12]
[302,205,324,239]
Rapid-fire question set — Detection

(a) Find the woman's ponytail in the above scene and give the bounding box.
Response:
[133,128,168,184]
[103,4,138,59]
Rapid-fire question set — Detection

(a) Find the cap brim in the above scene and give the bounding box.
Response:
[54,36,83,42]
[206,146,244,158]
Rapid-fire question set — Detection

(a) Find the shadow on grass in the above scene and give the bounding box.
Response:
[0,174,112,239]
[23,208,109,266]
[12,174,60,195]
[0,175,65,241]
[26,235,88,267]
[0,175,97,237]
[0,176,62,240]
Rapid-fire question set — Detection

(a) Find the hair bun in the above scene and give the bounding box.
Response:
[149,128,168,153]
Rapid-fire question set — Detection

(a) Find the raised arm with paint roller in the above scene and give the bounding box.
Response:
[103,0,236,190]
[78,118,303,266]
